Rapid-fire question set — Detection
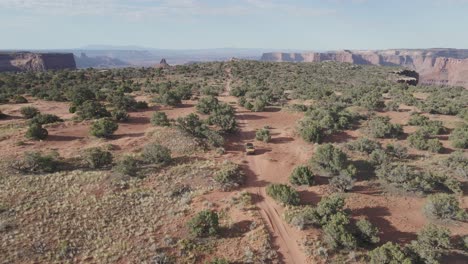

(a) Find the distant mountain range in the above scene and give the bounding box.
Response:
[1,46,467,88]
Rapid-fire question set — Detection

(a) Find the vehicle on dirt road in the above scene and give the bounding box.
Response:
[245,143,255,155]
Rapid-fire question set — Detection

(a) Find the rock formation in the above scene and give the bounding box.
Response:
[155,58,171,69]
[261,49,468,87]
[0,52,76,72]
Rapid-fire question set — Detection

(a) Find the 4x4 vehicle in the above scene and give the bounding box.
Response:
[245,143,255,155]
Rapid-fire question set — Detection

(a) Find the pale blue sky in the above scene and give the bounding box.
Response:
[1,0,468,50]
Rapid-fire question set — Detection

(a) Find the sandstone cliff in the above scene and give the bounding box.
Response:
[0,52,76,72]
[261,49,468,87]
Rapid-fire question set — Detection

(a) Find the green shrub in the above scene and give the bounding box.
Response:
[420,121,446,136]
[76,100,110,120]
[20,106,40,119]
[187,210,219,237]
[370,149,389,166]
[408,130,443,153]
[355,219,380,245]
[107,94,137,110]
[376,163,435,193]
[176,113,224,147]
[385,143,408,160]
[314,194,346,226]
[214,162,245,190]
[323,212,357,250]
[13,151,60,173]
[426,138,443,153]
[255,128,271,142]
[251,97,267,112]
[141,143,172,165]
[368,242,412,264]
[157,91,182,106]
[89,118,118,138]
[266,184,300,205]
[83,147,113,169]
[207,103,237,133]
[25,123,48,140]
[424,193,467,221]
[111,109,129,122]
[196,96,219,114]
[151,112,170,126]
[450,124,468,149]
[13,95,28,104]
[408,113,430,126]
[408,225,451,264]
[329,173,355,192]
[442,150,468,179]
[367,116,403,138]
[347,138,381,154]
[312,144,354,176]
[298,121,324,143]
[289,165,314,186]
[114,155,138,177]
[358,92,385,110]
[30,114,63,125]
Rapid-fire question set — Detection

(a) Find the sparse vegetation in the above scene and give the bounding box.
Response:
[12,151,60,173]
[424,193,467,221]
[187,210,219,237]
[141,143,172,165]
[20,106,40,119]
[289,165,314,186]
[367,116,403,139]
[25,122,48,140]
[114,155,139,177]
[255,127,271,143]
[214,162,244,190]
[89,118,118,138]
[83,147,113,169]
[151,111,170,126]
[450,124,468,149]
[266,184,300,205]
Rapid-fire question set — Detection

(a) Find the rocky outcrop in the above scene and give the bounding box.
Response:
[0,52,76,72]
[261,49,468,87]
[155,58,171,69]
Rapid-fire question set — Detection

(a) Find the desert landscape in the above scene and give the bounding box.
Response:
[1,1,468,263]
[0,58,466,263]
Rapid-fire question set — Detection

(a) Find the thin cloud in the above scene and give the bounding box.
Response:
[0,0,336,18]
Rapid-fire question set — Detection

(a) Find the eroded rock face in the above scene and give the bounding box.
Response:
[261,49,468,87]
[0,52,76,72]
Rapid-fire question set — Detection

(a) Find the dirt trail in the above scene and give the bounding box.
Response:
[222,66,310,263]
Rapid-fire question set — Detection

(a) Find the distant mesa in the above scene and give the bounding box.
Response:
[155,58,171,69]
[74,52,129,69]
[261,49,468,87]
[0,52,76,72]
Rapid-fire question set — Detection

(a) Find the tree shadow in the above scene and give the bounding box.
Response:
[263,107,281,112]
[127,116,150,125]
[115,132,146,138]
[270,137,294,144]
[352,206,416,244]
[297,189,321,205]
[47,135,84,141]
[354,159,376,181]
[239,114,266,120]
[323,131,357,144]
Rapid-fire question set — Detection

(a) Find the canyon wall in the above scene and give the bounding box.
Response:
[261,49,468,87]
[0,52,76,72]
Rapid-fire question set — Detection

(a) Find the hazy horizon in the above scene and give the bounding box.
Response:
[1,0,468,50]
